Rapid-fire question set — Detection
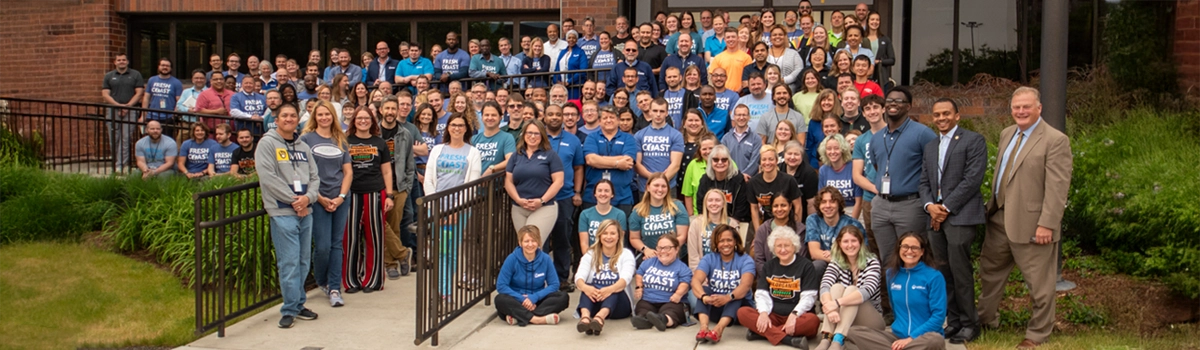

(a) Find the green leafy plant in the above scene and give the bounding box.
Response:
[914,46,1025,86]
[1059,294,1108,326]
[0,123,41,168]
[1102,1,1179,96]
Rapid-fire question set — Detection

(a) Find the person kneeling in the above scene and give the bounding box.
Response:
[739,226,821,348]
[632,235,692,331]
[495,226,569,326]
[846,232,947,350]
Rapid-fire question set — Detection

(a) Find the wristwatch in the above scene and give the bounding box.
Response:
[338,193,347,199]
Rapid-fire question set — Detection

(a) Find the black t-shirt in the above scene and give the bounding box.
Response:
[232,145,256,175]
[746,172,802,219]
[757,254,820,315]
[638,43,668,74]
[781,162,820,218]
[347,134,393,193]
[696,174,751,222]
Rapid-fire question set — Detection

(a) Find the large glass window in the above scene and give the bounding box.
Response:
[270,23,313,68]
[223,23,264,63]
[176,23,216,78]
[415,22,461,59]
[319,23,361,65]
[136,23,170,73]
[467,21,513,56]
[519,21,553,42]
[367,22,412,61]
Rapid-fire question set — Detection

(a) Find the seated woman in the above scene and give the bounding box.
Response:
[688,189,741,269]
[632,235,693,332]
[805,186,866,275]
[814,226,885,350]
[739,226,821,349]
[847,232,947,350]
[753,194,809,273]
[691,224,755,344]
[495,225,569,326]
[575,219,637,336]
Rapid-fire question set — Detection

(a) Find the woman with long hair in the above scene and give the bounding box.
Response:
[767,24,803,88]
[681,134,718,215]
[177,122,217,179]
[495,225,569,326]
[829,51,853,83]
[632,234,692,331]
[629,173,690,260]
[865,11,896,85]
[300,100,353,306]
[330,74,351,106]
[678,109,715,199]
[688,189,741,268]
[448,92,479,131]
[683,65,704,92]
[818,133,861,218]
[771,120,801,163]
[424,113,483,302]
[757,9,777,44]
[349,81,369,108]
[814,226,885,350]
[791,69,823,130]
[341,106,395,293]
[591,31,617,83]
[522,37,552,88]
[616,106,636,134]
[691,224,755,344]
[575,219,637,335]
[846,232,947,350]
[753,193,809,270]
[806,89,842,168]
[802,26,832,69]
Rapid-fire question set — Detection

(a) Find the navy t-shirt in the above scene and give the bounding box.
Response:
[506,148,565,200]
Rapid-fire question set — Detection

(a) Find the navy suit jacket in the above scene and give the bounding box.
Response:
[919,127,987,226]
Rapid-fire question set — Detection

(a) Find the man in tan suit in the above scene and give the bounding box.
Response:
[977,87,1073,349]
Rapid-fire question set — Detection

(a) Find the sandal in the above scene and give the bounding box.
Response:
[590,317,604,335]
[707,329,722,343]
[696,330,710,343]
[577,317,593,334]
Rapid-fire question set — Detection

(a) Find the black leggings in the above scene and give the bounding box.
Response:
[495,291,570,326]
[635,299,687,328]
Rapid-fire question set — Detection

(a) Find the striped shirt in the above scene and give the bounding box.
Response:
[819,256,883,313]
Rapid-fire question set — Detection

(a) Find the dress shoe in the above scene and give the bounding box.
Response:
[950,327,978,344]
[1016,339,1041,350]
[944,325,962,339]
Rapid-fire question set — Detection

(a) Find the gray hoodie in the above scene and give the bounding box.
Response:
[256,129,321,217]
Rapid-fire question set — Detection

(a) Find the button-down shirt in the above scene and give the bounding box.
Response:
[995,118,1040,193]
[868,118,937,196]
[937,125,958,186]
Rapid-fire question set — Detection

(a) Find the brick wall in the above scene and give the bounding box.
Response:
[118,0,557,12]
[562,0,621,34]
[1177,0,1200,94]
[0,0,126,102]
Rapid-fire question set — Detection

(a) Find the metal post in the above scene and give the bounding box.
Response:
[952,0,960,85]
[1041,0,1073,292]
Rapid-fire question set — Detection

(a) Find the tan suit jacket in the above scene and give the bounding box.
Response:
[985,120,1073,243]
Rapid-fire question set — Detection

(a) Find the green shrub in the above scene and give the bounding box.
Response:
[1059,294,1107,326]
[914,46,1025,86]
[0,167,121,243]
[0,123,41,168]
[1103,1,1178,95]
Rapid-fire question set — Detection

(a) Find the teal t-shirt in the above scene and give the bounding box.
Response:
[578,207,629,246]
[852,129,877,201]
[470,131,516,171]
[628,200,690,249]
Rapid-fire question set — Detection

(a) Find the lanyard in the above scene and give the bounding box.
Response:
[881,121,906,176]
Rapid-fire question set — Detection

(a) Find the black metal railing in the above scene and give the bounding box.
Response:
[193,181,278,338]
[0,97,260,176]
[414,172,516,346]
[433,68,611,93]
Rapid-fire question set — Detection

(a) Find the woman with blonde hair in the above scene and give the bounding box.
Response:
[575,219,637,335]
[805,89,841,168]
[770,120,801,163]
[495,225,569,326]
[300,100,353,306]
[818,133,860,218]
[688,189,741,269]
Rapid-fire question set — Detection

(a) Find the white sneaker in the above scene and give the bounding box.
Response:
[329,290,345,307]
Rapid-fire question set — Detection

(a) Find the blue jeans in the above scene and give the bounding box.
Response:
[311,202,348,291]
[400,180,420,249]
[270,214,313,317]
[438,217,463,296]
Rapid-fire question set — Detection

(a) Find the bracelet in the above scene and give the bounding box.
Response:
[834,299,841,308]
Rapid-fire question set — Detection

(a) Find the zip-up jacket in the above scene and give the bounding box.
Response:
[496,247,560,304]
[886,261,947,339]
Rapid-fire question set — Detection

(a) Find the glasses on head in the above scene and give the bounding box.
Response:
[885,98,910,104]
[900,245,923,252]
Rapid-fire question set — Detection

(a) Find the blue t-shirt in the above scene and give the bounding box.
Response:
[416,131,441,165]
[713,89,740,112]
[591,50,617,83]
[230,91,267,118]
[578,207,629,246]
[819,164,861,207]
[470,131,516,171]
[804,214,866,251]
[579,36,600,60]
[662,89,688,127]
[145,76,182,121]
[549,131,585,201]
[434,49,472,82]
[697,252,755,297]
[135,135,177,170]
[636,257,693,303]
[506,148,565,200]
[582,131,640,205]
[628,200,689,250]
[852,129,878,201]
[207,142,240,174]
[633,124,685,189]
[178,138,218,174]
[590,254,623,288]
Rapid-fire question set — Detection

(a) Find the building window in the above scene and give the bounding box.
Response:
[270,23,313,70]
[366,22,412,61]
[519,21,554,42]
[223,23,264,66]
[136,23,169,72]
[467,21,513,56]
[415,22,461,57]
[319,22,362,65]
[176,23,216,78]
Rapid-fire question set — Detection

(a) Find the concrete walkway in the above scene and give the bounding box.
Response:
[178,277,968,350]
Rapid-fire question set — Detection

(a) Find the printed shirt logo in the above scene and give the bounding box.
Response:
[348,144,379,169]
[767,275,801,299]
[642,265,679,292]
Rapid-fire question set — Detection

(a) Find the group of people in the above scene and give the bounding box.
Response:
[100,2,1073,349]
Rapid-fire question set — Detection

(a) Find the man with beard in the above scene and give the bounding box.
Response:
[659,67,692,128]
[636,23,668,82]
[578,101,602,137]
[561,103,584,141]
[471,100,516,176]
[605,39,658,98]
[696,85,730,139]
[207,124,240,176]
[613,16,633,49]
[542,103,585,291]
[395,42,433,94]
[434,32,471,92]
[549,84,570,108]
[298,74,320,101]
[867,86,936,264]
[741,42,775,94]
[503,95,528,139]
[229,128,257,178]
[204,53,223,87]
[469,39,507,90]
[576,80,599,106]
[142,58,184,136]
[755,83,804,144]
[378,96,418,278]
[734,73,772,133]
[134,120,177,179]
[709,67,741,112]
[839,88,870,134]
[329,49,362,86]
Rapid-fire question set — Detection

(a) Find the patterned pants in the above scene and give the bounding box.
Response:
[343,190,386,291]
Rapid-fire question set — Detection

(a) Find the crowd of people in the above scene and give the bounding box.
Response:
[99,2,1073,349]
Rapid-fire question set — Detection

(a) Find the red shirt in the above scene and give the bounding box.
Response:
[855,80,884,97]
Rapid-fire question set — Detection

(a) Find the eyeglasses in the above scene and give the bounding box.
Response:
[656,245,676,251]
[712,158,730,163]
[448,124,467,128]
[885,99,910,104]
[624,49,638,52]
[900,245,923,252]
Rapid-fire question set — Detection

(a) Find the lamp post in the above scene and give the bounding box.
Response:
[961,21,983,54]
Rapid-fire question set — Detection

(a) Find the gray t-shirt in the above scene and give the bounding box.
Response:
[135,135,177,170]
[434,144,473,193]
[755,107,806,144]
[299,133,351,198]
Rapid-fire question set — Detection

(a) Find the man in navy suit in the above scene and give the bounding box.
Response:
[919,98,987,344]
[367,41,400,89]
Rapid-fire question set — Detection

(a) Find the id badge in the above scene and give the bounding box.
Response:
[880,175,891,195]
[602,171,611,181]
[293,180,303,194]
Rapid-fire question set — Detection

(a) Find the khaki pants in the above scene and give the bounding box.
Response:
[846,326,946,350]
[383,191,411,270]
[977,209,1057,343]
[511,203,558,246]
[818,285,887,336]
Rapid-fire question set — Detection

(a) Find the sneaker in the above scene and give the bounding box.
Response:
[278,315,295,328]
[295,308,318,320]
[320,286,330,296]
[400,260,412,276]
[747,331,767,341]
[346,287,361,294]
[387,267,401,280]
[329,290,345,307]
[785,336,808,349]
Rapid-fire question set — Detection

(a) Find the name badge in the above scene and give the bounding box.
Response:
[293,180,303,194]
[602,170,612,181]
[880,175,891,195]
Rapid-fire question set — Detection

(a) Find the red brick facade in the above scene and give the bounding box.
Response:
[1176,0,1200,94]
[117,0,557,13]
[1,0,126,103]
[561,0,622,34]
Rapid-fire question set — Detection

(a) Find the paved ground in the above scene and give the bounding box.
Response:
[178,275,968,350]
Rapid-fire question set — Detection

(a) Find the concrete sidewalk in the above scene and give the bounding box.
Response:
[176,276,497,350]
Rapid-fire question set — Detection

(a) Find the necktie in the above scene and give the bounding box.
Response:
[997,131,1024,204]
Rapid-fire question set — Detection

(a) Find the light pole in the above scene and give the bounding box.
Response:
[961,21,983,54]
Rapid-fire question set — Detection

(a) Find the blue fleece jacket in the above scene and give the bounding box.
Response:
[496,247,560,304]
[887,261,947,339]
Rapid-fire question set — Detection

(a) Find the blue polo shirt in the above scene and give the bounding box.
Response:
[582,131,640,205]
[506,148,565,200]
[549,131,585,201]
[396,57,434,93]
[633,123,685,190]
[868,118,937,197]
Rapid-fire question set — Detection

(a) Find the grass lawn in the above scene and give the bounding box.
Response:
[0,242,194,350]
[970,324,1200,350]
